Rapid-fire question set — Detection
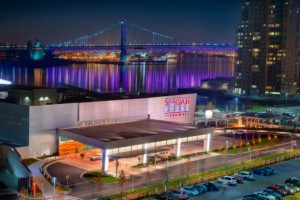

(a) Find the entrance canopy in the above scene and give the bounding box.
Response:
[109,146,170,159]
[58,119,214,149]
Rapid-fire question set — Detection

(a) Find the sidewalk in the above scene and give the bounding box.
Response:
[28,159,54,200]
[106,152,220,176]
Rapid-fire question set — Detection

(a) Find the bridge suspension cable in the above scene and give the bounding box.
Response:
[50,22,121,47]
[49,20,231,48]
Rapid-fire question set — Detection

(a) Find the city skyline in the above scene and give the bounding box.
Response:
[0,0,240,45]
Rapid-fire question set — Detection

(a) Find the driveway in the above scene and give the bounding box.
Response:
[47,162,87,186]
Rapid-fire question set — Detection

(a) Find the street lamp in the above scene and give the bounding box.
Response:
[289,133,293,151]
[53,177,56,199]
[165,160,169,200]
[247,142,252,161]
[225,140,228,173]
[131,174,134,191]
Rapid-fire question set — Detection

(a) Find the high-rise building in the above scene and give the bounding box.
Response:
[235,0,300,96]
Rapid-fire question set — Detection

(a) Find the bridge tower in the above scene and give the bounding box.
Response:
[120,20,127,62]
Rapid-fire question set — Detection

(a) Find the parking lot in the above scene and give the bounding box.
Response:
[190,158,300,200]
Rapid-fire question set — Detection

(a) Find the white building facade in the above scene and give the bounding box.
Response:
[0,93,202,158]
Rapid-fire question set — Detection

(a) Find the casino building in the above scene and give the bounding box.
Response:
[0,86,214,172]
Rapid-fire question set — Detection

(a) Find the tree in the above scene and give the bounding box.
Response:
[258,133,262,143]
[196,105,206,112]
[207,101,216,110]
[144,166,151,187]
[251,134,256,145]
[239,135,243,147]
[274,131,278,140]
[90,176,103,197]
[185,158,193,177]
[218,141,223,151]
[267,132,271,141]
[18,187,28,200]
[55,184,64,199]
[118,170,126,194]
[232,135,236,149]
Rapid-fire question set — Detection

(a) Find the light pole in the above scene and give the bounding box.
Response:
[53,177,56,200]
[165,160,169,200]
[289,133,293,151]
[225,140,228,174]
[247,142,252,161]
[131,174,134,191]
[66,175,69,187]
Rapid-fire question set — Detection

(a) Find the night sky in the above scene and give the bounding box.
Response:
[0,0,241,45]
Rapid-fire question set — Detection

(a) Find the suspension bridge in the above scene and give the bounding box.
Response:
[48,20,236,62]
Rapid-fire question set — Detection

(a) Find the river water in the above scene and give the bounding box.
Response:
[0,55,235,94]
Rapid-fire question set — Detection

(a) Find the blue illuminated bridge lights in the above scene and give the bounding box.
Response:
[48,20,236,53]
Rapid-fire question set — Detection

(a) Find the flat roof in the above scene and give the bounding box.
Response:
[59,119,214,149]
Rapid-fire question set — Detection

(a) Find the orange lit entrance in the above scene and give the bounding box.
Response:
[58,136,101,157]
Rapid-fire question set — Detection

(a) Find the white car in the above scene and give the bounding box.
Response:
[236,171,254,180]
[172,189,189,199]
[217,176,237,185]
[254,191,276,200]
[180,186,199,196]
[90,154,102,161]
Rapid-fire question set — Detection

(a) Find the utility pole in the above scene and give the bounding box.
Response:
[225,140,228,174]
[53,177,56,200]
[165,160,169,200]
[131,174,134,191]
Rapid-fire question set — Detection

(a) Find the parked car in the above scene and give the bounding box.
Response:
[192,184,207,194]
[171,189,189,200]
[233,175,244,183]
[282,113,294,119]
[263,189,282,200]
[243,194,268,200]
[251,168,271,176]
[274,184,296,195]
[267,186,287,196]
[285,183,300,192]
[180,186,199,196]
[232,173,245,183]
[261,167,276,175]
[254,191,276,200]
[155,191,176,200]
[236,171,254,180]
[285,177,300,186]
[90,154,102,161]
[217,175,237,185]
[203,181,221,191]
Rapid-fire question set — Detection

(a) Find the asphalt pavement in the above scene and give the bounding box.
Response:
[47,162,87,186]
[192,157,300,200]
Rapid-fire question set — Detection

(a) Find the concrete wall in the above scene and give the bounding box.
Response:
[79,93,196,124]
[0,102,29,146]
[28,103,78,158]
[79,98,148,122]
